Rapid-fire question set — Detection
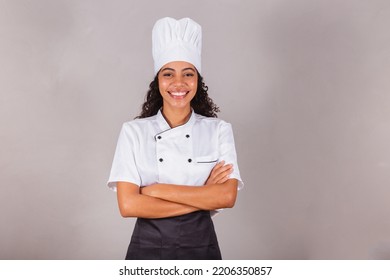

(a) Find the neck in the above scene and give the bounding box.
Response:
[161,107,192,128]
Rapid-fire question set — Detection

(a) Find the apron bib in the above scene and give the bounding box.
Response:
[125,210,222,260]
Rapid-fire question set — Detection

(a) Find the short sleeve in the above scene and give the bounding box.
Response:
[211,121,244,217]
[107,123,141,191]
[218,121,244,190]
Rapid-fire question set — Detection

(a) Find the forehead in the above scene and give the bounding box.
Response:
[160,61,196,71]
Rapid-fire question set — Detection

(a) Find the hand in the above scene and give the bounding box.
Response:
[205,160,233,185]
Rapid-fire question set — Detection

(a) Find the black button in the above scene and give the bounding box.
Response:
[159,158,163,162]
[188,158,192,163]
[157,136,162,140]
[186,134,190,138]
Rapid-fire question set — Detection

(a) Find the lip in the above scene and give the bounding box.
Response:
[168,91,189,99]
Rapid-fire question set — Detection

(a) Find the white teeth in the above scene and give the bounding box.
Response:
[170,92,187,96]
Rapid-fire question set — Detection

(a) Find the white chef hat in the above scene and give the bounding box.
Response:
[152,17,202,75]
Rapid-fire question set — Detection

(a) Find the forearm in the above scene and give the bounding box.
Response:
[141,179,238,210]
[120,194,199,219]
[117,182,199,219]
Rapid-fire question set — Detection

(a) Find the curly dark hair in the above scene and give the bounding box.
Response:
[136,71,219,118]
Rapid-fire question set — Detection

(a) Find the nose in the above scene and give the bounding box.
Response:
[172,75,185,86]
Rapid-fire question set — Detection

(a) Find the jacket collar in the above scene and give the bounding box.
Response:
[155,108,196,139]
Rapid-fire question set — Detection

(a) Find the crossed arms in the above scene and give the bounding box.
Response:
[116,161,238,219]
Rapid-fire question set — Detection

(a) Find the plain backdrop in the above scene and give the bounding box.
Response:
[1,0,390,259]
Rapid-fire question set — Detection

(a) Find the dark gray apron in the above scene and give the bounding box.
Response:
[125,210,222,260]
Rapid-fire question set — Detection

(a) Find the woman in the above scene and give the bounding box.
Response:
[108,17,243,260]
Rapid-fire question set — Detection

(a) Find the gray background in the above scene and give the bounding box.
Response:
[1,0,390,259]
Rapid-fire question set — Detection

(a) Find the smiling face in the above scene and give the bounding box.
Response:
[158,61,198,114]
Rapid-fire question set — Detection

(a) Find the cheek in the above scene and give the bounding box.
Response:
[158,80,169,93]
[190,79,198,92]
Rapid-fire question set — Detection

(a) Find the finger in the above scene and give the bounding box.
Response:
[216,172,234,184]
[213,163,232,175]
[216,164,233,175]
[216,179,227,184]
[212,166,232,182]
[211,167,233,182]
[213,167,233,182]
[212,160,225,171]
[209,160,223,172]
[216,176,229,184]
[220,164,233,172]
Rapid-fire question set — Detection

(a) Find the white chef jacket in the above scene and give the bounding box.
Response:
[107,109,243,215]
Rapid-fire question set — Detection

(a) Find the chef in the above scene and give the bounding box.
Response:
[108,17,243,260]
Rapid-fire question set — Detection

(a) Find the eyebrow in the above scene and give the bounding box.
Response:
[161,67,196,72]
